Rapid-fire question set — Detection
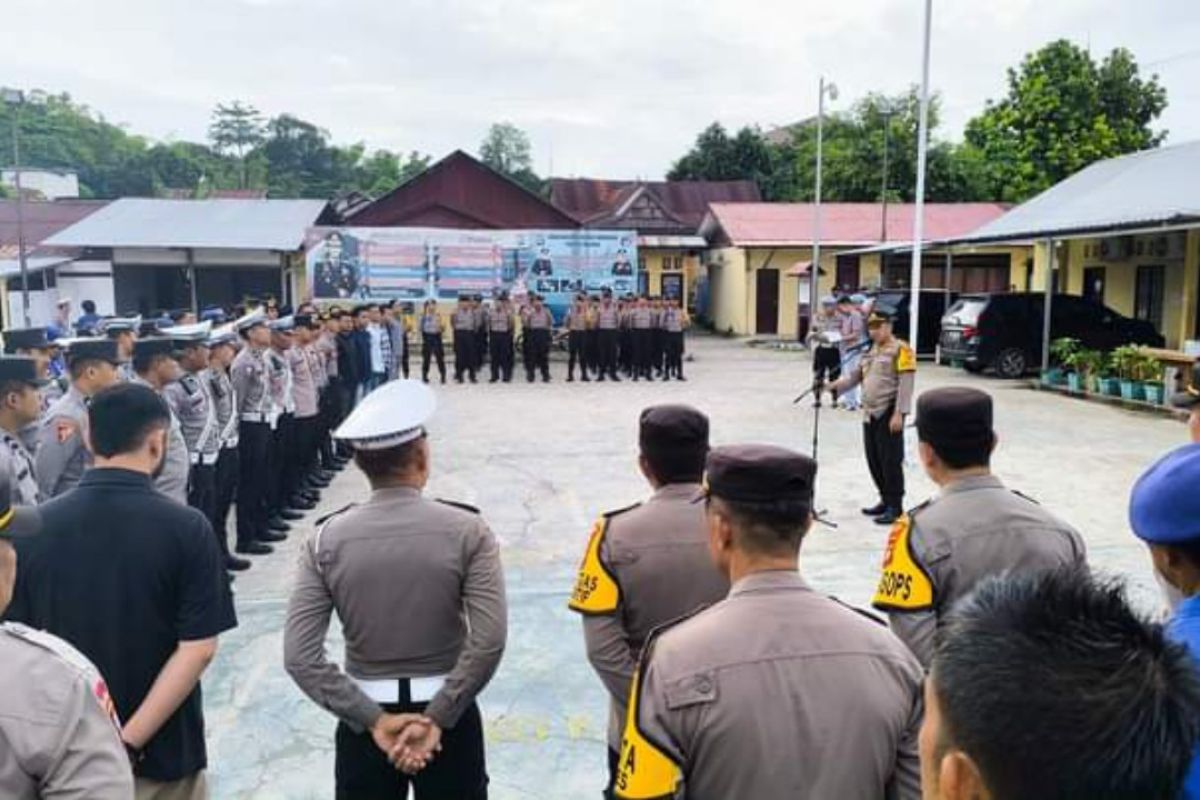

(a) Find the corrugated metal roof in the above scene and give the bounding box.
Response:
[949,141,1200,244]
[44,198,328,251]
[701,202,1010,247]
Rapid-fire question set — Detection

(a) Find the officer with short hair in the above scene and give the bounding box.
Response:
[131,337,190,504]
[100,316,141,383]
[524,294,554,383]
[420,300,447,384]
[0,482,134,799]
[35,338,123,499]
[661,297,688,381]
[595,291,621,382]
[615,444,922,799]
[206,324,249,572]
[565,295,591,382]
[569,404,728,797]
[832,309,916,524]
[284,379,507,799]
[487,293,516,383]
[0,357,48,506]
[231,309,278,556]
[871,387,1086,666]
[452,295,477,384]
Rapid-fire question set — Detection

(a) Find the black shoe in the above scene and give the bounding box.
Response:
[268,518,292,533]
[861,502,887,516]
[440,376,446,384]
[489,377,499,383]
[469,377,478,384]
[289,499,316,511]
[677,375,687,381]
[874,508,902,526]
[455,377,464,384]
[598,375,606,382]
[504,377,512,383]
[299,488,321,500]
[308,477,331,489]
[611,375,621,383]
[632,376,639,382]
[567,375,574,382]
[259,530,288,543]
[581,376,590,382]
[542,376,550,383]
[278,509,304,521]
[236,541,273,556]
[226,555,251,571]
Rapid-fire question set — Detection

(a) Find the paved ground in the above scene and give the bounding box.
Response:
[204,334,1187,799]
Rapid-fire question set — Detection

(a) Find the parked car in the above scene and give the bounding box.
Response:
[869,289,958,356]
[939,293,1165,378]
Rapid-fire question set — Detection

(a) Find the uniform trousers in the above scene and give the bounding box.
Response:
[335,702,487,800]
[214,446,239,550]
[269,413,298,513]
[400,337,410,379]
[294,413,320,487]
[474,329,488,370]
[317,387,338,469]
[236,421,271,546]
[453,331,476,381]
[135,773,207,800]
[583,329,599,375]
[597,330,619,379]
[619,329,633,373]
[489,332,514,382]
[526,329,551,381]
[186,462,219,553]
[632,329,653,379]
[651,328,665,373]
[568,330,589,379]
[863,406,905,510]
[423,333,446,381]
[664,332,685,378]
[334,380,356,457]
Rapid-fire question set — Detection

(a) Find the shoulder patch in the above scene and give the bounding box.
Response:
[314,503,356,527]
[568,517,623,615]
[895,341,917,372]
[604,501,642,519]
[614,620,686,799]
[436,498,481,514]
[871,514,935,613]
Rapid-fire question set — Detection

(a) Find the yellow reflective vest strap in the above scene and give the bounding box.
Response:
[895,341,917,373]
[871,514,935,612]
[614,656,682,798]
[567,517,621,614]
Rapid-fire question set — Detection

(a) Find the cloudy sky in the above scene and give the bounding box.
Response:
[5,0,1199,180]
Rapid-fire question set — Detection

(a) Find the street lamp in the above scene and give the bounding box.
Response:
[2,87,31,327]
[808,76,838,334]
[908,0,934,348]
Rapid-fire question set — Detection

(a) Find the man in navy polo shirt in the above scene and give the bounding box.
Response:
[5,383,237,800]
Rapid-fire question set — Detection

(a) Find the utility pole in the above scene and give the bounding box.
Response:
[880,108,892,243]
[908,0,934,348]
[809,77,838,336]
[3,88,31,327]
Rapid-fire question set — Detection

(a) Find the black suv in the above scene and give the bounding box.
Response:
[939,293,1165,378]
[869,289,958,356]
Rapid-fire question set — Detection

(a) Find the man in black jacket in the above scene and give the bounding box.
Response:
[335,311,361,457]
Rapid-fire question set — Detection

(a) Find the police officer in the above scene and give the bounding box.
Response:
[163,323,223,534]
[809,295,842,405]
[832,309,916,524]
[35,338,122,499]
[487,292,516,383]
[584,295,601,378]
[661,296,688,381]
[569,404,728,796]
[100,315,141,383]
[290,315,325,499]
[524,294,554,383]
[0,357,48,506]
[565,295,591,382]
[452,295,478,384]
[872,387,1087,667]
[596,291,621,382]
[614,444,922,800]
[0,485,134,799]
[130,337,190,504]
[3,327,61,408]
[267,316,307,525]
[231,309,279,556]
[206,324,250,572]
[284,379,507,799]
[420,300,447,384]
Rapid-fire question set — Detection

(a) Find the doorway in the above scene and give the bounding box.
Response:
[755,269,779,335]
[1082,267,1106,304]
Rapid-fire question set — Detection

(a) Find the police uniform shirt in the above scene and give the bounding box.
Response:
[163,371,220,465]
[845,338,917,419]
[266,348,294,420]
[616,570,923,800]
[872,474,1086,666]
[207,366,238,449]
[34,385,91,499]
[284,487,508,732]
[597,304,620,330]
[132,377,189,503]
[527,307,553,330]
[315,332,338,381]
[0,622,133,800]
[421,312,442,335]
[287,345,318,419]
[487,305,514,333]
[662,308,685,333]
[1,429,41,506]
[231,346,270,420]
[452,307,475,331]
[6,467,237,782]
[568,485,729,750]
[566,307,590,332]
[839,307,866,351]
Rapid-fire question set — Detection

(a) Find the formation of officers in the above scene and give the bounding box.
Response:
[0,303,351,574]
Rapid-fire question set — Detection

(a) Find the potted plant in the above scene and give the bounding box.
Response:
[1073,349,1105,393]
[1136,352,1165,404]
[1046,338,1077,387]
[1110,346,1147,401]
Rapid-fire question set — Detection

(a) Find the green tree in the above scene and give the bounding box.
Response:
[963,40,1167,201]
[479,122,541,192]
[208,101,265,188]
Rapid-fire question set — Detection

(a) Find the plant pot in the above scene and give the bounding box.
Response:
[1101,378,1123,397]
[1065,372,1083,392]
[1085,374,1101,394]
[1144,384,1165,405]
[1119,380,1146,401]
[1042,368,1066,387]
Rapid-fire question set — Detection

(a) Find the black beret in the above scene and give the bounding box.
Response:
[1171,362,1200,409]
[639,405,709,455]
[916,387,994,452]
[0,356,48,387]
[3,327,50,353]
[66,338,121,365]
[702,444,816,506]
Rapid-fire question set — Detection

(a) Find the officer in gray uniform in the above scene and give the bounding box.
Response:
[231,309,278,556]
[284,379,506,799]
[206,324,249,572]
[871,387,1087,667]
[3,327,62,417]
[0,358,49,506]
[595,291,621,382]
[568,404,728,797]
[130,338,190,504]
[100,315,141,383]
[0,483,134,800]
[35,338,123,499]
[615,444,922,800]
[523,294,554,383]
[163,323,223,532]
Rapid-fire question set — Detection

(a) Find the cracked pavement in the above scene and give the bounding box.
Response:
[204,334,1185,798]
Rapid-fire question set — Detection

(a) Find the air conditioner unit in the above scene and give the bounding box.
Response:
[1098,236,1133,260]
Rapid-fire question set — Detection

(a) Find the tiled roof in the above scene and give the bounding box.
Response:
[550,178,761,228]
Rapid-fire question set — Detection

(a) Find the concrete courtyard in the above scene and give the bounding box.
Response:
[203,333,1187,799]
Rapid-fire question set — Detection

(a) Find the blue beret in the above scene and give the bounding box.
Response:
[1129,444,1200,544]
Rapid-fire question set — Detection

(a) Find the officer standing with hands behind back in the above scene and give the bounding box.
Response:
[831,309,916,525]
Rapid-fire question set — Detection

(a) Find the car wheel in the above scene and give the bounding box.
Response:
[993,348,1028,379]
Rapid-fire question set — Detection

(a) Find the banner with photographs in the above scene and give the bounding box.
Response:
[306,227,639,320]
